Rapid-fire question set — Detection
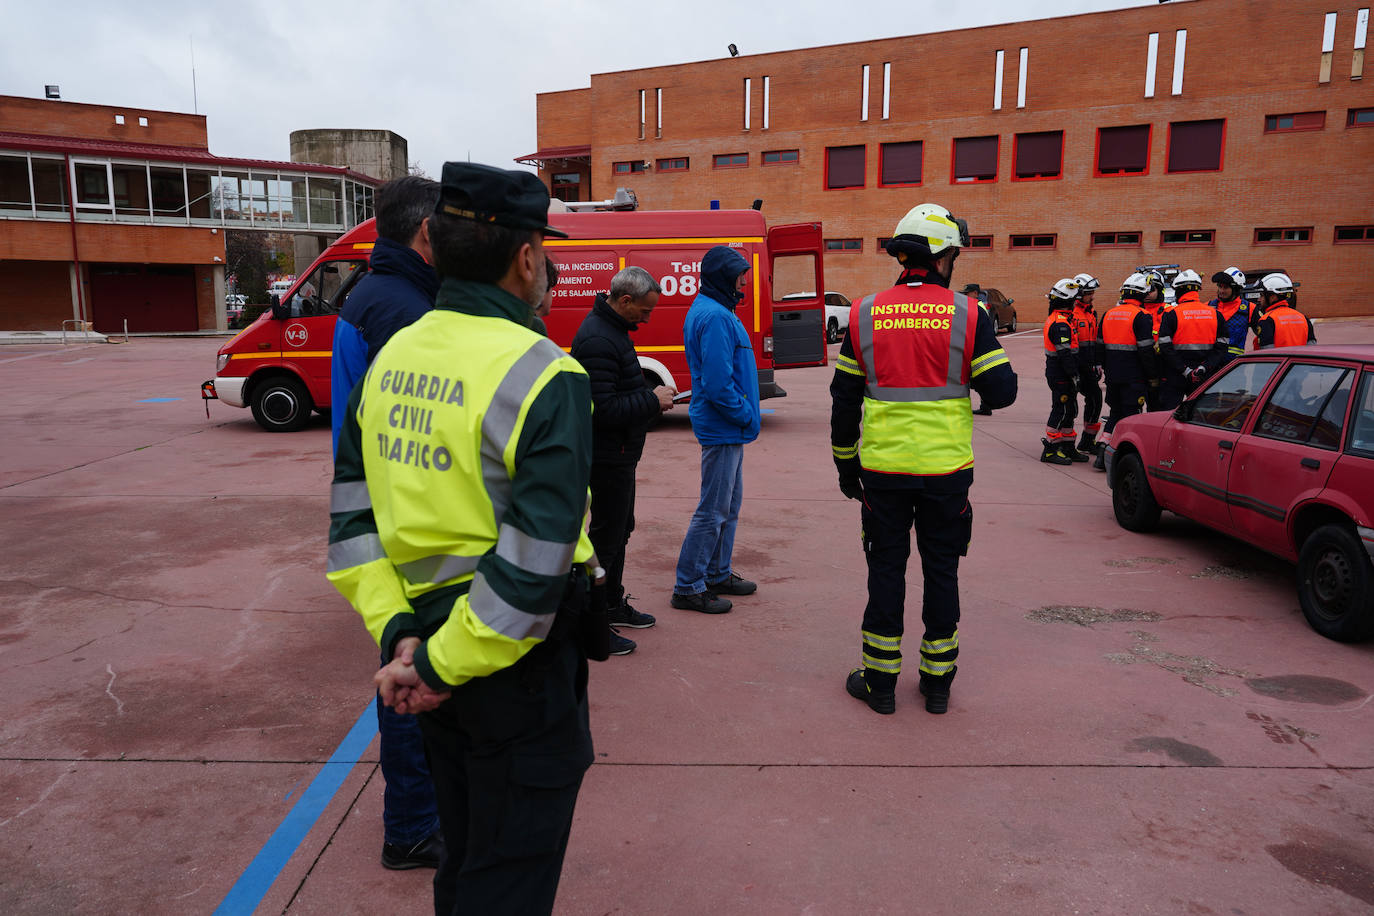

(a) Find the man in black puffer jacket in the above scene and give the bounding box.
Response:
[571,266,677,655]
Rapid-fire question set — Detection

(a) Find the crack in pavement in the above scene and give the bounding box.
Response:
[0,420,238,491]
[2,578,332,616]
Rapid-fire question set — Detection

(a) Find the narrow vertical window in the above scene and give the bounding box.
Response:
[994,50,1004,110]
[656,88,662,138]
[861,65,870,122]
[763,76,770,130]
[1321,11,1338,83]
[743,78,752,130]
[1017,47,1028,108]
[882,62,891,120]
[638,89,645,140]
[1172,30,1187,94]
[1145,33,1159,98]
[1354,8,1368,79]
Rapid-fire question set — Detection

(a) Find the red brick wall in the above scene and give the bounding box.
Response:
[0,95,209,149]
[0,260,72,329]
[534,0,1374,320]
[0,221,223,264]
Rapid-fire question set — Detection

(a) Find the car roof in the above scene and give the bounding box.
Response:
[1249,344,1374,361]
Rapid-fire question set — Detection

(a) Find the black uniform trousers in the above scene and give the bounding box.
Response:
[1045,370,1078,435]
[1077,375,1103,432]
[1103,381,1148,436]
[587,463,636,609]
[417,635,593,916]
[860,479,970,692]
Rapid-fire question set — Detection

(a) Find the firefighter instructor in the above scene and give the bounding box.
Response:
[831,204,1017,715]
[328,162,597,915]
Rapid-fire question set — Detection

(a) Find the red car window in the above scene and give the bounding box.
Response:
[1348,371,1374,456]
[1186,360,1280,429]
[1253,364,1352,449]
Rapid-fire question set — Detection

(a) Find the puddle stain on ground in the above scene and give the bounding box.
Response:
[1246,711,1320,747]
[1026,606,1164,627]
[1191,565,1250,580]
[1104,557,1177,569]
[1245,674,1368,707]
[1127,736,1222,767]
[1267,841,1374,907]
[1104,642,1250,698]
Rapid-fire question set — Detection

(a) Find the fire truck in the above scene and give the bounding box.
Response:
[202,206,828,431]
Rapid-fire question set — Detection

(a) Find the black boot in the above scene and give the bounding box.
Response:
[918,667,957,715]
[1078,431,1096,453]
[1061,439,1090,463]
[846,668,895,715]
[1092,445,1106,471]
[1040,439,1072,465]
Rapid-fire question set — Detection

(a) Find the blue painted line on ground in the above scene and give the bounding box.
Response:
[137,397,181,403]
[213,700,378,916]
[760,408,776,415]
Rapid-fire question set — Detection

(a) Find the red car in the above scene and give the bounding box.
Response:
[1106,345,1374,642]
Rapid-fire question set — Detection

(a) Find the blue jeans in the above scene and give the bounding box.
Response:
[675,443,744,594]
[376,690,440,845]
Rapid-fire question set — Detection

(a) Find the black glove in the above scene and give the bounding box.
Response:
[839,473,864,502]
[1188,366,1207,384]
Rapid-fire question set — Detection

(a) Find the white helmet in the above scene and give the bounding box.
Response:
[1072,272,1100,293]
[886,203,970,259]
[1211,267,1245,289]
[1120,272,1150,298]
[1259,272,1295,296]
[1048,277,1080,305]
[1172,268,1202,290]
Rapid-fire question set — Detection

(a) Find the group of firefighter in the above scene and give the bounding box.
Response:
[1037,266,1316,468]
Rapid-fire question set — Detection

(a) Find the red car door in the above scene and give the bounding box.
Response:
[1228,361,1358,556]
[1152,359,1282,523]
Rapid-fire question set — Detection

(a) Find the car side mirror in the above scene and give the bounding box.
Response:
[270,294,288,321]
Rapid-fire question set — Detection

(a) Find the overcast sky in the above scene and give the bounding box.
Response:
[3,0,1150,177]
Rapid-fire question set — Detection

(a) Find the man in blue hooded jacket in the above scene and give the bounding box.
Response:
[670,245,761,614]
[329,175,446,871]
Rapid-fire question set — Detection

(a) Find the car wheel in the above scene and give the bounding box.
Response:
[826,318,839,344]
[1297,524,1374,642]
[1112,452,1161,532]
[250,376,312,432]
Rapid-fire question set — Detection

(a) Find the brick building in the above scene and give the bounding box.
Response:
[0,96,381,333]
[524,0,1374,321]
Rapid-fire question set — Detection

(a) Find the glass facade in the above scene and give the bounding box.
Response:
[0,150,376,231]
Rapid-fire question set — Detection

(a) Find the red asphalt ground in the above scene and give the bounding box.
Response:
[2,321,1373,915]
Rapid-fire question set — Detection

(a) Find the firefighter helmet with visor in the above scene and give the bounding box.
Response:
[885,204,970,261]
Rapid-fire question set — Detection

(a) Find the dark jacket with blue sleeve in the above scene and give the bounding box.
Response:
[682,246,760,446]
[330,237,439,455]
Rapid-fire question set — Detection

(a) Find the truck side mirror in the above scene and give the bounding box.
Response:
[270,294,288,321]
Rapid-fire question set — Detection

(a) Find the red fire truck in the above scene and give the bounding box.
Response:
[203,208,827,431]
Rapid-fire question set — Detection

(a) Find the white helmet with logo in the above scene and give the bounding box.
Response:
[1259,272,1295,296]
[1172,268,1202,291]
[1211,267,1245,289]
[885,203,971,260]
[1072,272,1100,293]
[1048,277,1081,305]
[1120,272,1150,299]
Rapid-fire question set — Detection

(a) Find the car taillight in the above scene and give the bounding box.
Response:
[217,353,230,372]
[763,336,774,355]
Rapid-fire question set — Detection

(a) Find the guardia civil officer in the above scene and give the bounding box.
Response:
[328,162,599,915]
[832,204,1017,715]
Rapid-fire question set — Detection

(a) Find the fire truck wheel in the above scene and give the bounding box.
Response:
[250,376,312,432]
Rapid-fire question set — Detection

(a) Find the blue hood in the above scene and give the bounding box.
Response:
[699,245,750,309]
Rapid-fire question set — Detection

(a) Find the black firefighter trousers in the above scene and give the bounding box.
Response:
[417,636,593,916]
[859,482,971,693]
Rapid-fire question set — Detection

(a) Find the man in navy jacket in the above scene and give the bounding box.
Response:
[671,246,761,614]
[329,175,445,870]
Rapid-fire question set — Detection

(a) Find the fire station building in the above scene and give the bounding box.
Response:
[524,0,1374,320]
[0,95,381,334]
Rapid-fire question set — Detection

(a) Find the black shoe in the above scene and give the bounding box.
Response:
[1078,432,1096,453]
[973,404,993,416]
[609,626,637,655]
[1040,439,1072,465]
[670,591,732,614]
[1092,447,1107,471]
[707,572,757,596]
[608,598,656,629]
[918,667,957,715]
[1061,440,1090,463]
[381,830,445,870]
[846,669,896,715]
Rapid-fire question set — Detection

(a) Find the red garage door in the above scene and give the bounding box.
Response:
[89,264,197,333]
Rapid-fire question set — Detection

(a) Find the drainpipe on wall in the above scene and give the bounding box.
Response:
[63,153,88,325]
